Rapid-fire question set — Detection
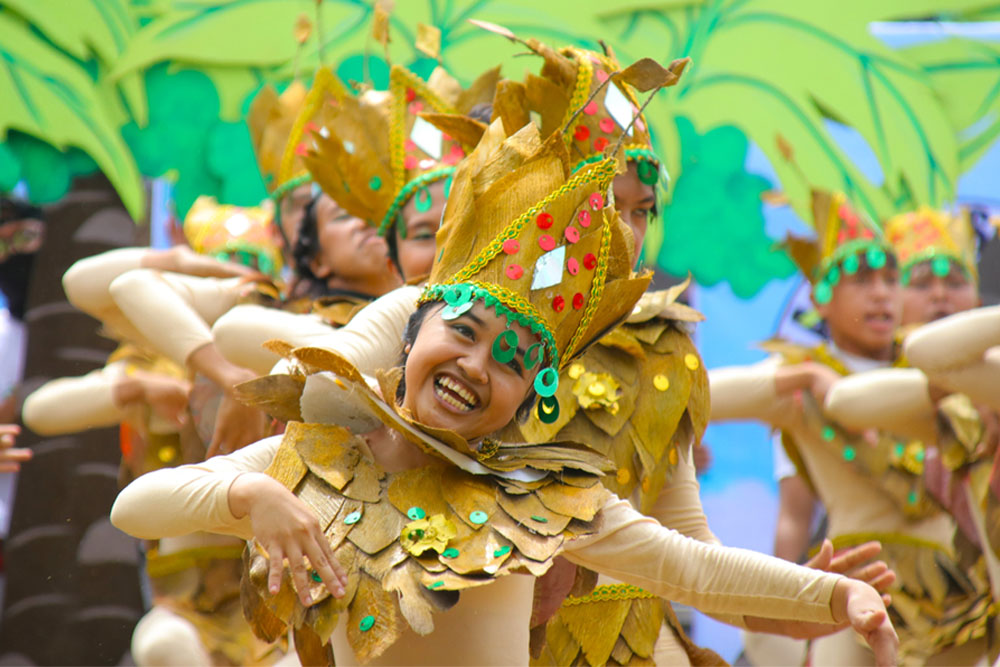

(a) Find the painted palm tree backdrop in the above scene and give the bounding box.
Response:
[1,0,997,297]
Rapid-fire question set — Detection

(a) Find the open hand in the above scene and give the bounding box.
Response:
[230,472,348,605]
[832,579,899,667]
[206,395,268,457]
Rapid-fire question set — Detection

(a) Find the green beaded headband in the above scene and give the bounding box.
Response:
[570,148,663,187]
[812,239,892,305]
[899,251,972,286]
[377,167,455,238]
[270,173,312,203]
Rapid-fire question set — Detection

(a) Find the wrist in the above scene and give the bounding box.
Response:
[830,578,852,625]
[111,376,144,408]
[228,472,266,519]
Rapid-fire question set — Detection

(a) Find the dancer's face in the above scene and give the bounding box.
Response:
[816,258,903,360]
[612,162,656,264]
[310,194,391,283]
[402,302,538,440]
[396,180,447,280]
[278,183,314,250]
[901,259,979,324]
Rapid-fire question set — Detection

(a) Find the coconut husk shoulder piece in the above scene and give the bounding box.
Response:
[885,206,980,287]
[505,278,708,514]
[236,345,614,665]
[784,189,894,306]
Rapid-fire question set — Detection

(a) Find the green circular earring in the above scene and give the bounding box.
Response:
[524,343,544,371]
[637,160,659,186]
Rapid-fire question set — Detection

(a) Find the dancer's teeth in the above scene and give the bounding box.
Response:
[441,377,477,405]
[434,376,476,411]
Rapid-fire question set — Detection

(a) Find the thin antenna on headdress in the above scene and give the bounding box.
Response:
[607,57,690,159]
[315,0,327,64]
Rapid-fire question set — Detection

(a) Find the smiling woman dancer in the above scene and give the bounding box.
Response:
[112,119,897,667]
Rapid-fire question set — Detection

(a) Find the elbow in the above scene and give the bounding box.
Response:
[21,391,58,436]
[902,329,936,373]
[108,268,156,308]
[110,483,158,540]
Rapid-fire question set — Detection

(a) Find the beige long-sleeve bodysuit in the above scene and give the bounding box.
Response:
[111,434,844,666]
[710,359,988,665]
[904,304,1000,411]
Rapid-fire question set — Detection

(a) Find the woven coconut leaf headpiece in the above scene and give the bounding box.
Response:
[784,189,894,304]
[885,206,979,285]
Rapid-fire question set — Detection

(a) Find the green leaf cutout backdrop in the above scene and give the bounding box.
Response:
[0,0,994,297]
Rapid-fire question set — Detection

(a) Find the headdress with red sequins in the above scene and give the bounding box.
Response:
[885,206,978,285]
[418,118,651,422]
[303,64,499,240]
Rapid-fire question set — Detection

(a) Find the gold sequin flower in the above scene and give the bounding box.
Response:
[572,371,621,414]
[399,514,458,556]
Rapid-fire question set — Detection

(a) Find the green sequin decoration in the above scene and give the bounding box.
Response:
[469,510,488,525]
[843,254,860,275]
[414,185,432,213]
[344,510,362,525]
[915,448,925,462]
[310,570,322,582]
[866,247,887,270]
[530,515,549,523]
[813,281,832,305]
[932,256,952,278]
[492,329,518,364]
[534,367,559,398]
[821,426,836,442]
[524,343,544,371]
[637,160,659,186]
[442,548,459,558]
[894,443,905,457]
[369,176,382,191]
[493,545,512,558]
[407,506,426,520]
[826,265,840,286]
[907,490,918,505]
[427,581,444,589]
[359,615,375,632]
[843,445,856,462]
[536,395,560,424]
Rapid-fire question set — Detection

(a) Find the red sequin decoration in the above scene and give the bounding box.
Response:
[502,239,520,254]
[536,212,553,229]
[404,156,418,170]
[578,210,591,227]
[596,69,609,83]
[599,117,615,133]
[583,101,599,116]
[572,293,584,310]
[505,264,524,280]
[583,253,597,270]
[405,88,416,102]
[567,257,580,275]
[589,193,604,210]
[593,137,609,151]
[574,125,590,141]
[539,235,556,252]
[552,295,565,312]
[564,227,580,243]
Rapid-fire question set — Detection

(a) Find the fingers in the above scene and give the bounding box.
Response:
[304,539,345,599]
[867,570,896,593]
[267,544,285,595]
[0,448,32,463]
[805,539,834,570]
[845,559,888,584]
[829,541,881,573]
[0,424,20,447]
[869,620,899,667]
[285,546,313,606]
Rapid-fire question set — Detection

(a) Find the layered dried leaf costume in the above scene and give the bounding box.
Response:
[885,206,980,287]
[303,63,499,240]
[775,191,995,660]
[240,118,652,664]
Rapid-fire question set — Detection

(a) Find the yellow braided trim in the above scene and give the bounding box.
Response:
[563,209,612,364]
[827,532,951,556]
[278,68,345,188]
[558,48,594,143]
[145,544,246,579]
[563,583,656,606]
[388,66,459,201]
[449,158,618,286]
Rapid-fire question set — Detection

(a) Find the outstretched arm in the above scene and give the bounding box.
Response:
[824,368,939,442]
[709,359,799,430]
[564,498,898,665]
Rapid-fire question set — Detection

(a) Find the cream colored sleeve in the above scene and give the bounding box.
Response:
[709,358,797,430]
[824,368,939,442]
[110,269,242,367]
[564,498,840,624]
[904,306,1000,410]
[62,248,151,343]
[212,305,335,375]
[271,285,421,376]
[22,362,126,435]
[905,304,1000,372]
[647,443,718,545]
[110,435,280,541]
